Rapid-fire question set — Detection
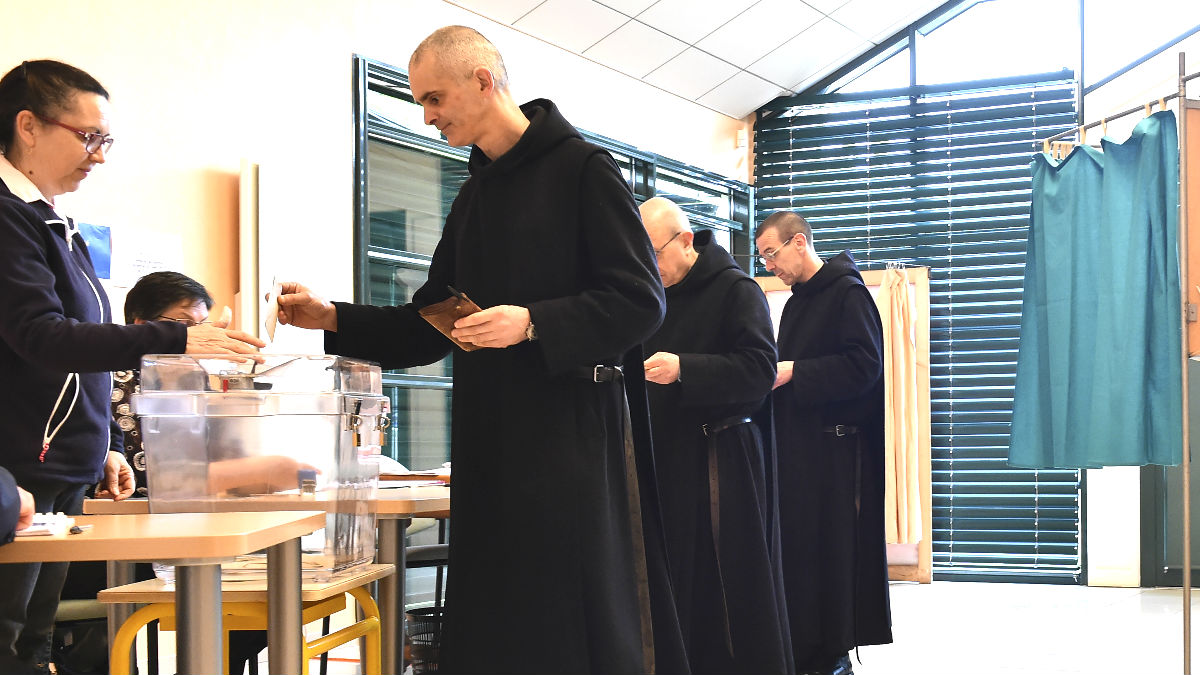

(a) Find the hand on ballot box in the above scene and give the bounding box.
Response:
[208,455,321,496]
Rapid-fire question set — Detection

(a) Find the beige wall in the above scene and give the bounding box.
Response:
[2,0,746,326]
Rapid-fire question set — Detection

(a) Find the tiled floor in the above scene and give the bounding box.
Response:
[855,581,1199,675]
[132,578,1200,674]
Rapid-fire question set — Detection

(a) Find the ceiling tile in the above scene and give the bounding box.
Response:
[594,0,660,16]
[833,0,934,43]
[747,17,867,89]
[450,0,548,24]
[696,0,824,68]
[636,0,759,45]
[697,70,787,119]
[584,21,688,77]
[800,0,853,12]
[514,0,630,53]
[644,47,740,100]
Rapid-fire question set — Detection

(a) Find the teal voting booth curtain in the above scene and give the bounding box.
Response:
[1010,111,1182,469]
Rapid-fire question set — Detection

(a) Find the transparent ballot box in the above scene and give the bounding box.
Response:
[132,354,389,581]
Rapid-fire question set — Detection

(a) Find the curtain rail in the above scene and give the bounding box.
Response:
[1041,67,1199,149]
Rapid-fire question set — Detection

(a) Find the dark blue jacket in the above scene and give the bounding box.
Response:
[0,176,184,486]
[0,466,20,544]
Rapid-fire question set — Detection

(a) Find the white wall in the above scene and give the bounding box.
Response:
[1,0,746,325]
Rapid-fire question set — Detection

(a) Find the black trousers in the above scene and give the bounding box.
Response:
[0,479,87,674]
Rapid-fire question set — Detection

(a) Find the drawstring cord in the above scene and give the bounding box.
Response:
[40,373,79,462]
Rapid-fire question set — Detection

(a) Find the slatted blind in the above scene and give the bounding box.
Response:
[756,72,1083,582]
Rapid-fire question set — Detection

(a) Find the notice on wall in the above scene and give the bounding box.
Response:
[97,227,185,322]
[76,222,111,279]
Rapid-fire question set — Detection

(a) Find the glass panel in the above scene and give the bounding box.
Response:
[367,89,441,140]
[916,0,1075,86]
[839,47,910,93]
[1085,0,1200,87]
[384,384,452,469]
[366,259,451,379]
[368,140,469,256]
[655,168,731,220]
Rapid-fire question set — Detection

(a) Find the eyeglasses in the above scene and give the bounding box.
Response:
[653,231,683,258]
[156,315,211,327]
[35,114,114,155]
[757,235,797,264]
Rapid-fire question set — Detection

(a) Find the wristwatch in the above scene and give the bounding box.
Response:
[525,320,538,342]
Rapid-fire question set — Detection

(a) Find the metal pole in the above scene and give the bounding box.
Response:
[175,563,223,675]
[1181,49,1192,675]
[268,538,304,674]
[377,517,410,675]
[105,560,136,670]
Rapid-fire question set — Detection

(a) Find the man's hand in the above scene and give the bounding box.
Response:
[185,324,265,356]
[276,282,339,332]
[15,486,34,531]
[644,351,681,384]
[774,360,794,389]
[451,305,531,348]
[95,451,136,501]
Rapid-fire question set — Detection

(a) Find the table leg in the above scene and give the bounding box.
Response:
[377,517,410,675]
[267,538,303,675]
[175,563,222,675]
[106,560,136,669]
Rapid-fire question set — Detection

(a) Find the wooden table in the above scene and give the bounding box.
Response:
[85,485,450,675]
[0,511,324,675]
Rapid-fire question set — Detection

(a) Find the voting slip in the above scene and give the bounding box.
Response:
[419,286,483,352]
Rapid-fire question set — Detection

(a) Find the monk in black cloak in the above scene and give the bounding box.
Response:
[755,211,892,675]
[277,26,688,675]
[639,198,792,674]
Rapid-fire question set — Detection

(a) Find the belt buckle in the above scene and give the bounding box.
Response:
[593,365,605,382]
[833,424,849,437]
[701,423,712,436]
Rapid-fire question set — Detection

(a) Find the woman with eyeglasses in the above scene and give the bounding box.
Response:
[0,59,265,673]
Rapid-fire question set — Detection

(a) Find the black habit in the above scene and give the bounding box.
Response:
[772,251,893,670]
[326,99,688,674]
[644,231,792,674]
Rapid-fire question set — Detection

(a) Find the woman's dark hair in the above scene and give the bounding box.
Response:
[0,60,109,153]
[124,271,214,325]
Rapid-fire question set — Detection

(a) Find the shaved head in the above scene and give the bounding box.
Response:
[639,196,690,240]
[410,25,510,91]
[759,210,812,246]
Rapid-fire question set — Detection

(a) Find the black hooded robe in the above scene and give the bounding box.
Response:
[326,99,688,674]
[772,251,893,670]
[644,231,792,674]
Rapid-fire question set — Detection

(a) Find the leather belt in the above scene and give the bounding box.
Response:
[705,414,753,659]
[823,424,859,436]
[570,365,623,382]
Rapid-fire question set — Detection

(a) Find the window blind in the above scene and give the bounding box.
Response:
[756,72,1082,582]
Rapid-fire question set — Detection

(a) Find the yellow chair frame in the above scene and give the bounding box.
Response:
[109,585,381,675]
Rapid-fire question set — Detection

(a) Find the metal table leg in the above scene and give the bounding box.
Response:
[377,517,410,675]
[175,563,223,675]
[267,538,303,675]
[106,560,137,669]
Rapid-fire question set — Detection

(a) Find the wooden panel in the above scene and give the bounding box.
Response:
[1187,104,1200,355]
[0,511,325,564]
[84,485,451,519]
[98,563,395,604]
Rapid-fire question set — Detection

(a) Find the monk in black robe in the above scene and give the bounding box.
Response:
[756,211,892,675]
[278,26,688,674]
[640,198,792,674]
